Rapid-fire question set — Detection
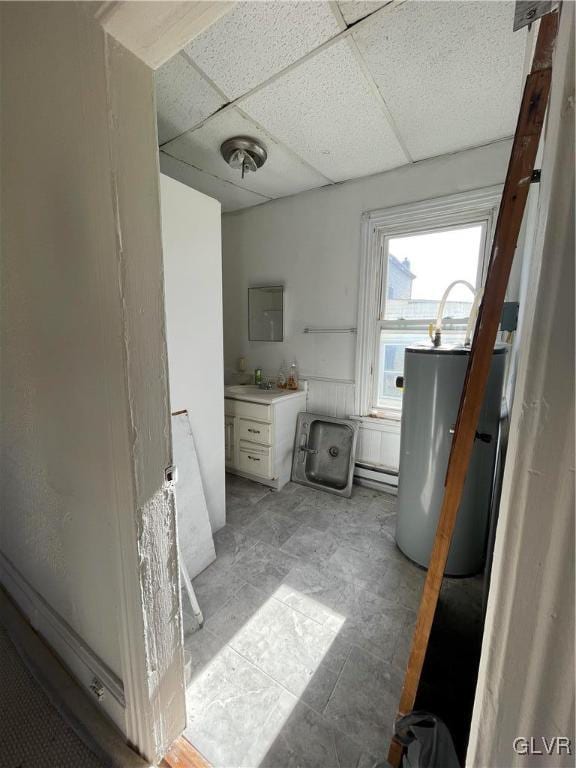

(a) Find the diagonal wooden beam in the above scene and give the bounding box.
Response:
[387,10,559,767]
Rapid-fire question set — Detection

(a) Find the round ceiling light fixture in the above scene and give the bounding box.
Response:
[221,136,267,179]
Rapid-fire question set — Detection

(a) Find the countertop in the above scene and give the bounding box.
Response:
[224,384,307,405]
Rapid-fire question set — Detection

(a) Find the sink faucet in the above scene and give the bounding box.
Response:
[300,445,318,455]
[258,380,273,390]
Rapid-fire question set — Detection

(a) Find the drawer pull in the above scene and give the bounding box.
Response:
[248,428,260,434]
[248,455,260,462]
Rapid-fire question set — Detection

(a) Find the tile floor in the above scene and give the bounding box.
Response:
[182,475,483,768]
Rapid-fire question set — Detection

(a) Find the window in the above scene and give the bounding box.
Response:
[355,188,501,419]
[376,224,485,410]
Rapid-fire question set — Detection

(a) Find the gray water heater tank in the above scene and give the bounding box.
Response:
[395,344,506,576]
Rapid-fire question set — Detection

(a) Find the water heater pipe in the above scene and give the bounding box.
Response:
[464,288,483,346]
[430,280,479,346]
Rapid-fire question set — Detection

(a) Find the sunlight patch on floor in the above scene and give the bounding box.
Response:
[185,589,346,766]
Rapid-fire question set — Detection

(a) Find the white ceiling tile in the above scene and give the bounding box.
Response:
[338,1,388,26]
[353,1,527,160]
[155,53,225,144]
[159,152,270,213]
[162,108,329,199]
[240,38,409,183]
[184,1,341,101]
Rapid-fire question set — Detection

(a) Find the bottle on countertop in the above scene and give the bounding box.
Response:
[254,368,262,386]
[277,360,288,389]
[287,361,299,390]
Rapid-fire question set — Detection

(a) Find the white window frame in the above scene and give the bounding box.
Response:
[355,187,502,419]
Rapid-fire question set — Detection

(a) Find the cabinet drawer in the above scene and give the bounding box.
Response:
[238,418,272,445]
[238,442,272,479]
[225,398,271,423]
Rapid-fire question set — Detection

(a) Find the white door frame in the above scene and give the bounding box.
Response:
[91,4,235,762]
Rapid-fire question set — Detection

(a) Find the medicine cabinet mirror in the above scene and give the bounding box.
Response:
[248,285,284,342]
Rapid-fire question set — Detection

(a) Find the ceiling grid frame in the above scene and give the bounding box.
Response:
[183,1,343,101]
[329,0,413,163]
[179,48,227,104]
[177,49,337,187]
[158,0,408,147]
[238,35,408,181]
[156,0,527,211]
[352,0,528,160]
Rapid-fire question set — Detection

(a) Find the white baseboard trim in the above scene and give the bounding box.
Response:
[354,463,399,492]
[0,551,126,732]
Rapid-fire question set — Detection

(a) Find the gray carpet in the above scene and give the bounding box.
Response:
[0,625,108,768]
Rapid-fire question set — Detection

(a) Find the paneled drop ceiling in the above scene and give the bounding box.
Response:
[156,1,528,212]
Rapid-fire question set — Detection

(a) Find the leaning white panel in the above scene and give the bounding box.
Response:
[353,0,527,160]
[240,38,409,182]
[171,413,216,580]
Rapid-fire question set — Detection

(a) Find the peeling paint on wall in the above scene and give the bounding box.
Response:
[137,483,184,754]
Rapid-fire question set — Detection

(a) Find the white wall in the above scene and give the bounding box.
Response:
[0,4,185,758]
[467,8,574,765]
[1,1,125,680]
[222,140,514,470]
[160,174,226,532]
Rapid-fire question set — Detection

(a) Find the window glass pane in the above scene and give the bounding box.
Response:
[377,328,467,409]
[384,225,483,322]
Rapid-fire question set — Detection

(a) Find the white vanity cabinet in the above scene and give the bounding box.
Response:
[224,387,307,490]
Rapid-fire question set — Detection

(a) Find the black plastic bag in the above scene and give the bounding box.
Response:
[394,711,460,768]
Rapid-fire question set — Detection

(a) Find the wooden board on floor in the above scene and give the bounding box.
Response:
[161,736,212,768]
[387,10,559,766]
